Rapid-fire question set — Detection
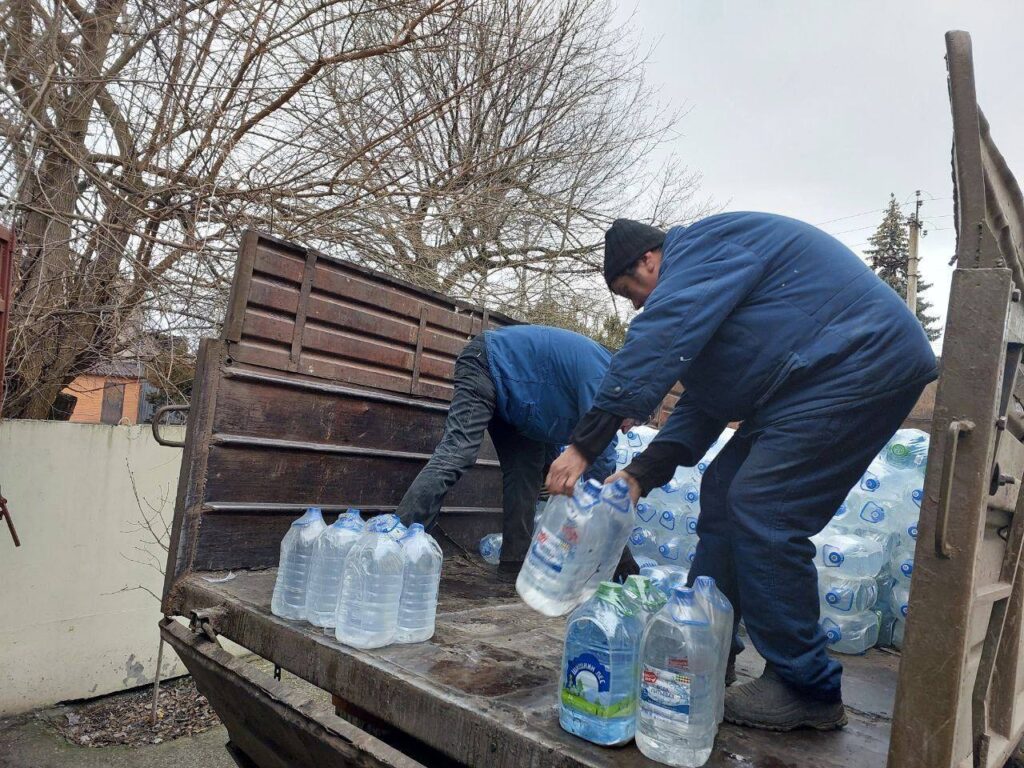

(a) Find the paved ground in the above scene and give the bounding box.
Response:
[0,659,328,768]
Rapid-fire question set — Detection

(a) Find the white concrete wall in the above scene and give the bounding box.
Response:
[0,421,189,715]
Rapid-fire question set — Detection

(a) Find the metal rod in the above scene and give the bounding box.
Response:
[151,637,165,726]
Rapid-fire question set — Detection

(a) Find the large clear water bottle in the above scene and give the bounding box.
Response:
[693,576,733,726]
[889,582,910,621]
[817,571,878,614]
[641,564,690,597]
[584,479,635,589]
[820,611,880,655]
[629,526,661,563]
[559,582,644,746]
[335,514,407,649]
[623,574,668,625]
[880,428,930,473]
[517,480,606,617]
[811,531,885,578]
[636,587,717,767]
[271,507,327,620]
[479,533,502,565]
[892,548,914,586]
[304,509,364,627]
[396,523,443,644]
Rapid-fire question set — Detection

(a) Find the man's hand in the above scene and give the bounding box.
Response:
[604,470,642,505]
[546,445,589,496]
[620,418,636,433]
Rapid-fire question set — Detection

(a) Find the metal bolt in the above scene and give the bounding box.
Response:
[998,473,1017,487]
[996,416,1008,430]
[1014,289,1022,302]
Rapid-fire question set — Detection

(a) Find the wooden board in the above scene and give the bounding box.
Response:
[174,563,899,768]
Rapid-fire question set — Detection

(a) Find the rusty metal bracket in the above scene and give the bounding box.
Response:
[189,605,227,642]
[937,419,976,558]
[151,404,190,447]
[0,486,20,547]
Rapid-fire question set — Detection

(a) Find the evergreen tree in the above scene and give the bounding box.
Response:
[862,194,942,341]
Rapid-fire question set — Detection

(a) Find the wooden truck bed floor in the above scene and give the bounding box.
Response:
[174,556,897,768]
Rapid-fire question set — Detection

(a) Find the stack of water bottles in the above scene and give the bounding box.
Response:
[271,508,443,650]
[559,573,733,767]
[812,428,928,654]
[622,427,734,577]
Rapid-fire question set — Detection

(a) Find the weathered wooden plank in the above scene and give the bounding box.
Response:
[211,374,498,460]
[254,241,306,284]
[161,340,227,613]
[204,445,501,506]
[161,619,426,768]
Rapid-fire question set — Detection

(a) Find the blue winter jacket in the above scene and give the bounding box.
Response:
[592,212,938,463]
[484,326,617,473]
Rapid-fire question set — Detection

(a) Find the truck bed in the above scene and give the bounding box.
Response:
[173,556,897,768]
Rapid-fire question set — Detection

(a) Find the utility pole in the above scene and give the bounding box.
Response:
[907,190,923,314]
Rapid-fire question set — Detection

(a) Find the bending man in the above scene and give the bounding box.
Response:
[397,324,620,571]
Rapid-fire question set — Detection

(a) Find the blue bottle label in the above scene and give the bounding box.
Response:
[640,665,693,723]
[561,652,634,718]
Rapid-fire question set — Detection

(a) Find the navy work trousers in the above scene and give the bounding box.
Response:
[690,380,927,702]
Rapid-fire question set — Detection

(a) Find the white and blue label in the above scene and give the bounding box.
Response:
[529,525,574,573]
[659,511,676,531]
[640,665,694,723]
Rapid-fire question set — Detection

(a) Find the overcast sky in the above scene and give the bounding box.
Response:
[615,0,1024,350]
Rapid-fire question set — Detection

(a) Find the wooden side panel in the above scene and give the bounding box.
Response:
[161,619,426,768]
[225,232,510,401]
[164,232,514,593]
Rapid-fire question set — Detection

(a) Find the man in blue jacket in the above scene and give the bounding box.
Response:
[396,325,619,570]
[547,214,937,731]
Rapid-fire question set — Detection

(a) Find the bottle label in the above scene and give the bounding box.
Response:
[640,665,694,723]
[529,526,574,573]
[561,652,635,719]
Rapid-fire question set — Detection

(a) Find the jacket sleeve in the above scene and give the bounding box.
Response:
[624,393,728,495]
[593,233,766,420]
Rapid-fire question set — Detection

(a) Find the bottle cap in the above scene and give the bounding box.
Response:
[366,514,401,533]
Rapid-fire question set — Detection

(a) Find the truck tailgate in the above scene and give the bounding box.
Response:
[172,558,896,768]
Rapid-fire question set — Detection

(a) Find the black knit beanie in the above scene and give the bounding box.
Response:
[603,219,666,286]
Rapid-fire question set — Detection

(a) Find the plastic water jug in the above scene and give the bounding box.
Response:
[817,572,878,614]
[812,531,885,578]
[559,582,643,745]
[820,610,879,655]
[304,509,364,627]
[335,514,407,649]
[694,576,733,725]
[479,532,502,565]
[623,574,668,624]
[517,480,606,616]
[396,523,443,643]
[636,587,717,767]
[271,507,327,620]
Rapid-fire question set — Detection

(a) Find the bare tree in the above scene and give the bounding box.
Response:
[1,0,706,420]
[0,0,466,418]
